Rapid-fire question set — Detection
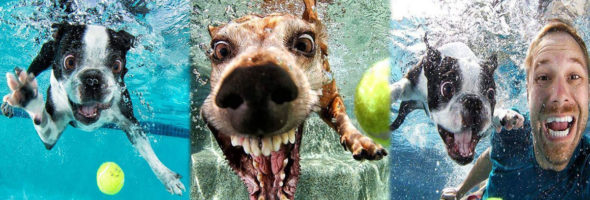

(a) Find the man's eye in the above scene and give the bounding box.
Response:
[570,74,581,80]
[536,75,549,81]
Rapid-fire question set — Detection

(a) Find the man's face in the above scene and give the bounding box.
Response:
[528,32,589,171]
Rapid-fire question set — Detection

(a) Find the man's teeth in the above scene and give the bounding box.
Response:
[548,129,570,137]
[230,129,296,156]
[546,116,573,123]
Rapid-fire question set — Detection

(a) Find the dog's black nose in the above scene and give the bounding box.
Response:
[80,69,106,100]
[215,63,298,135]
[461,94,484,127]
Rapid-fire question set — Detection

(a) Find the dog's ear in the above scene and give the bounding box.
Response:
[422,33,441,75]
[208,25,220,37]
[302,0,318,22]
[51,22,71,42]
[110,30,136,52]
[482,53,498,73]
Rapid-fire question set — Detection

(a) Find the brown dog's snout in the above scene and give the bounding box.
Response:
[215,64,298,135]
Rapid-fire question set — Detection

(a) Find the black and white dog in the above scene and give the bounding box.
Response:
[389,36,524,165]
[1,23,185,194]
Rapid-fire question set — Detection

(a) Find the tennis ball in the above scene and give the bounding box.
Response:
[97,162,125,195]
[354,58,391,147]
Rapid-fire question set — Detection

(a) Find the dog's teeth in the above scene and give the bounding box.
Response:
[253,161,259,168]
[288,129,295,144]
[250,138,261,156]
[242,137,252,155]
[280,194,289,200]
[280,172,285,180]
[257,173,263,182]
[283,158,288,166]
[281,132,289,144]
[257,173,265,188]
[279,181,283,187]
[261,137,272,156]
[231,136,241,146]
[272,135,282,151]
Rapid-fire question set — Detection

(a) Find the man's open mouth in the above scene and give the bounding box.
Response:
[438,126,481,165]
[206,121,303,200]
[543,116,575,141]
[69,99,113,124]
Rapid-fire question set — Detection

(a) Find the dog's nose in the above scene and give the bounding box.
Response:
[80,69,106,100]
[461,94,484,127]
[215,64,298,135]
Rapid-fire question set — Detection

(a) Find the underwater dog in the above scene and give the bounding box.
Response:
[1,23,185,195]
[389,36,524,165]
[200,0,387,199]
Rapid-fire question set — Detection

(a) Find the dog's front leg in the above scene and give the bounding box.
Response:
[492,108,525,133]
[3,67,68,149]
[118,119,185,195]
[319,80,387,160]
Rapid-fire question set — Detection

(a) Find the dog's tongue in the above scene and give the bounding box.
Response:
[547,122,569,131]
[79,104,98,118]
[454,130,472,157]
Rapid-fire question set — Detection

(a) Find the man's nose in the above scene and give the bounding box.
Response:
[550,76,571,104]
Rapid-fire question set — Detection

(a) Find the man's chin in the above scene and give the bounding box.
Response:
[535,136,578,171]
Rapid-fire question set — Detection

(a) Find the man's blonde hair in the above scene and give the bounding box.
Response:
[524,19,589,77]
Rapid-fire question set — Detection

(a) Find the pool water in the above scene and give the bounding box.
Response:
[389,0,590,199]
[0,0,190,199]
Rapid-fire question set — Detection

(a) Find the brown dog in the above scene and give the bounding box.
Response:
[200,0,387,199]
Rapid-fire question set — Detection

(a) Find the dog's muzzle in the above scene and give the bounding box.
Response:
[215,63,298,135]
[79,69,108,102]
[460,94,486,130]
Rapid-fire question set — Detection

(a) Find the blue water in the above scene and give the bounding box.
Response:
[0,0,190,199]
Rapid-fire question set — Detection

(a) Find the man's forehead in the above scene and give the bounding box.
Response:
[533,32,586,68]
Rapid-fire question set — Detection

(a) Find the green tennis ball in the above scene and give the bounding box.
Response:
[97,162,125,195]
[354,58,391,147]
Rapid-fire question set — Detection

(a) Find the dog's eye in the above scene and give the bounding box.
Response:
[292,33,315,55]
[487,88,495,100]
[63,55,76,70]
[112,60,122,73]
[440,82,455,98]
[213,41,231,60]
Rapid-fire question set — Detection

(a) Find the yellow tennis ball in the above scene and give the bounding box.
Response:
[354,58,391,147]
[97,162,125,195]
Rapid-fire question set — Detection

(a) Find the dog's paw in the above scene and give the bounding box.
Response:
[3,67,39,109]
[341,131,388,161]
[494,109,524,133]
[161,171,185,195]
[1,101,13,118]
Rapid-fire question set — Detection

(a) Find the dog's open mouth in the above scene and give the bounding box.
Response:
[438,126,481,165]
[206,121,303,200]
[70,99,113,124]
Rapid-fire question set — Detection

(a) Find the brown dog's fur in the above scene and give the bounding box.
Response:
[201,0,386,199]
